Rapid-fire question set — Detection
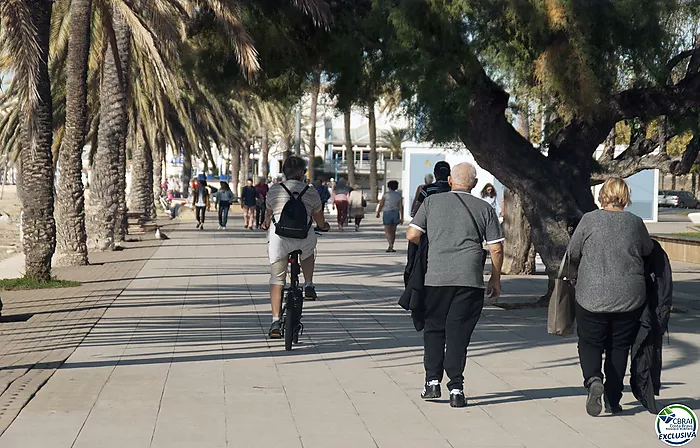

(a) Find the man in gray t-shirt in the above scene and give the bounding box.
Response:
[406,162,504,408]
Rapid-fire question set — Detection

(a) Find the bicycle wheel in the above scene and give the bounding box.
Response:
[284,293,296,351]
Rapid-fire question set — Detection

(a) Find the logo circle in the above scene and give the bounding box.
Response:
[656,404,697,446]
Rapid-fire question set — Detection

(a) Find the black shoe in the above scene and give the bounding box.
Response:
[304,285,317,301]
[421,381,441,399]
[585,378,604,416]
[605,403,623,414]
[449,389,467,408]
[268,321,281,339]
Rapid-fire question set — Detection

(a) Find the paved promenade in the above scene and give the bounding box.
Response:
[0,214,699,447]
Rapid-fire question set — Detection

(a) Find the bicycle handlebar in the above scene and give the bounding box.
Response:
[314,223,331,233]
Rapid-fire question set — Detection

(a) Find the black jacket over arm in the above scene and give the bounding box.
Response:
[631,240,672,414]
[399,234,428,331]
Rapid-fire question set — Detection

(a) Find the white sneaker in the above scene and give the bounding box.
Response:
[218,226,222,230]
[222,226,227,230]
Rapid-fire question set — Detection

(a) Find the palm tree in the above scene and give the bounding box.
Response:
[380,127,407,160]
[308,69,321,181]
[343,108,356,186]
[367,100,378,201]
[55,0,92,266]
[0,0,56,281]
[86,1,130,251]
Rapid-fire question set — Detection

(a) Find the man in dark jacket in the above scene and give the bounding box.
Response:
[630,240,672,414]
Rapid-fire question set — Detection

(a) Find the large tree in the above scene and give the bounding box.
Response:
[382,0,700,275]
[0,0,57,281]
[55,0,91,266]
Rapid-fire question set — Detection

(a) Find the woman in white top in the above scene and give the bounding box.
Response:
[480,183,501,217]
[376,180,404,252]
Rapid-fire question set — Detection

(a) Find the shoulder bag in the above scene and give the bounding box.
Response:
[547,251,576,336]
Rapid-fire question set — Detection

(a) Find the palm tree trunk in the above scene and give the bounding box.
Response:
[261,127,269,180]
[182,146,192,196]
[230,144,240,197]
[368,101,378,201]
[114,10,131,244]
[240,142,250,191]
[86,6,130,251]
[55,0,91,266]
[128,125,154,221]
[344,109,356,186]
[152,131,165,216]
[308,70,321,182]
[20,0,56,282]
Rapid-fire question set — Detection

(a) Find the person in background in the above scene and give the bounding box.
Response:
[241,178,258,230]
[411,173,434,216]
[411,161,451,217]
[255,177,270,229]
[192,178,210,230]
[332,178,351,231]
[406,162,504,408]
[567,177,654,417]
[314,180,331,215]
[376,181,404,252]
[217,181,234,230]
[348,185,366,232]
[480,183,501,217]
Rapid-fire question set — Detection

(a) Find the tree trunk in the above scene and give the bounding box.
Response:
[113,7,131,244]
[344,109,356,186]
[55,0,91,267]
[368,102,378,201]
[261,128,269,180]
[86,8,129,251]
[502,102,536,275]
[502,188,536,275]
[308,70,321,182]
[19,0,56,282]
[128,125,154,221]
[152,132,164,216]
[672,175,677,189]
[458,77,596,279]
[182,147,192,196]
[230,144,240,197]
[240,142,250,191]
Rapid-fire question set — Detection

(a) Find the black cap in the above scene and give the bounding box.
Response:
[434,161,451,180]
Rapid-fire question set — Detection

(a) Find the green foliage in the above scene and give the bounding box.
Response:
[0,277,80,291]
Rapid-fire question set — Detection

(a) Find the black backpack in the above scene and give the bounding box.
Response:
[273,183,312,239]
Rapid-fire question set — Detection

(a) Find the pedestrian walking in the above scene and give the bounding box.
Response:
[348,185,366,231]
[217,181,234,229]
[192,177,210,230]
[315,180,332,215]
[406,162,504,408]
[480,183,501,217]
[567,177,654,417]
[376,181,404,252]
[411,173,434,216]
[332,178,350,231]
[241,178,258,229]
[255,177,270,229]
[411,161,451,217]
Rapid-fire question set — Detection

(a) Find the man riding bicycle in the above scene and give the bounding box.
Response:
[262,156,330,339]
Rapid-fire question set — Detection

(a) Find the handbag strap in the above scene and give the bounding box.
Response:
[454,193,485,244]
[557,251,570,279]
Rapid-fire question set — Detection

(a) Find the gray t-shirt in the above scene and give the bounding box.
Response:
[568,209,654,313]
[410,191,504,288]
[266,180,322,221]
[383,190,402,212]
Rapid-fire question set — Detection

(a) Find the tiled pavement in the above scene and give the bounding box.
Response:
[0,213,699,447]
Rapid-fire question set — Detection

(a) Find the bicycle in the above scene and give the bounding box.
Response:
[280,225,329,351]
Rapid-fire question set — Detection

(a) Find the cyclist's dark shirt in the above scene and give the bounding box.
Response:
[411,180,451,216]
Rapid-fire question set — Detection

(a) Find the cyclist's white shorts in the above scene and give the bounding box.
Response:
[268,225,316,285]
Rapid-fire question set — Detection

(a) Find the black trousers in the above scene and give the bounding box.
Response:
[196,206,206,224]
[424,286,484,390]
[576,303,643,407]
[218,202,230,227]
[255,199,266,228]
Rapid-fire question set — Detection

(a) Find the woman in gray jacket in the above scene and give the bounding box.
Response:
[568,177,653,417]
